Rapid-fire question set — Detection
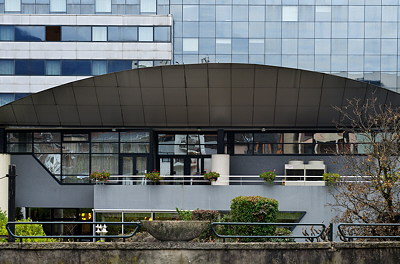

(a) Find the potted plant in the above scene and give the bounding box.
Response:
[203,171,220,182]
[322,172,340,185]
[259,170,276,184]
[145,170,162,183]
[90,170,111,183]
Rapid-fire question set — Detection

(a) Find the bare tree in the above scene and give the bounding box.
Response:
[331,98,400,237]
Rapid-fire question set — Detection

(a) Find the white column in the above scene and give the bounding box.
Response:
[211,154,230,185]
[0,154,11,213]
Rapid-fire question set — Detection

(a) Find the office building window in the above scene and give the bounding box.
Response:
[92,27,107,41]
[139,27,154,41]
[282,6,298,22]
[0,60,14,75]
[96,0,111,13]
[46,26,61,41]
[92,61,107,75]
[50,0,66,13]
[5,0,21,12]
[183,38,198,52]
[140,0,156,13]
[0,26,14,41]
[45,61,61,76]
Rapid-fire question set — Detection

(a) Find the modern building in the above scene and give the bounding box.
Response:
[1,63,400,229]
[1,0,400,106]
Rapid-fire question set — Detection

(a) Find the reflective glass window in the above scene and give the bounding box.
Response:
[183,5,199,21]
[62,154,89,175]
[92,60,107,75]
[364,56,380,71]
[108,27,138,41]
[233,5,248,21]
[0,26,14,41]
[332,23,348,38]
[5,0,21,12]
[331,55,348,71]
[216,39,231,54]
[365,39,380,55]
[92,27,107,41]
[249,39,264,54]
[216,5,232,21]
[381,23,397,38]
[216,22,232,38]
[139,27,154,41]
[50,0,66,12]
[331,39,347,54]
[249,6,265,21]
[265,39,281,54]
[299,6,314,21]
[232,22,248,38]
[200,22,215,37]
[249,22,264,38]
[91,154,118,174]
[183,38,199,52]
[349,6,364,21]
[282,22,298,38]
[108,60,133,73]
[265,22,281,38]
[381,57,397,71]
[298,39,314,54]
[140,0,156,13]
[381,39,397,55]
[348,39,364,55]
[62,60,92,76]
[0,60,14,75]
[45,60,61,76]
[96,0,111,13]
[282,39,297,54]
[332,6,348,21]
[62,26,91,41]
[200,5,216,21]
[15,60,45,75]
[315,22,331,38]
[315,39,330,54]
[348,55,364,71]
[282,6,298,21]
[121,131,149,142]
[154,27,170,41]
[365,6,381,22]
[298,22,314,38]
[348,23,364,38]
[266,6,282,21]
[15,26,45,41]
[232,39,248,54]
[183,22,199,37]
[382,6,397,22]
[199,38,216,54]
[315,6,331,21]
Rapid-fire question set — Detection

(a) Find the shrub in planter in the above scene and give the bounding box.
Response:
[192,210,220,242]
[230,196,279,242]
[176,208,192,221]
[203,171,220,182]
[322,173,340,185]
[145,170,162,183]
[90,170,110,182]
[259,170,276,184]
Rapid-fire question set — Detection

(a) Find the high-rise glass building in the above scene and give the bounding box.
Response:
[0,0,399,102]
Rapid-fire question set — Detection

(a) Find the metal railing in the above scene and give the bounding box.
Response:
[211,222,327,240]
[338,223,400,240]
[6,221,141,242]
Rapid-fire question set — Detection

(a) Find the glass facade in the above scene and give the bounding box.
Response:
[0,1,397,92]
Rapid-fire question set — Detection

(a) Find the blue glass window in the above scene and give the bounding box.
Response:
[108,60,133,73]
[15,26,45,41]
[0,60,14,75]
[45,60,61,76]
[0,26,14,41]
[62,60,92,76]
[62,26,91,41]
[15,60,45,75]
[92,61,107,75]
[108,27,138,41]
[154,27,170,42]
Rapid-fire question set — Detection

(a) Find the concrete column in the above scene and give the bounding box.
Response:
[211,154,230,185]
[0,154,10,213]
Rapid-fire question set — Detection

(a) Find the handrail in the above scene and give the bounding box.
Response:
[6,221,141,242]
[211,222,326,240]
[337,223,400,240]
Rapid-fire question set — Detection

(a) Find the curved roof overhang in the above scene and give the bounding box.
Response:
[0,63,399,129]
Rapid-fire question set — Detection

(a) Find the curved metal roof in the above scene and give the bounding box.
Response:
[1,63,399,128]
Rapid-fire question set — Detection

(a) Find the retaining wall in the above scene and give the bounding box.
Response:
[1,242,400,264]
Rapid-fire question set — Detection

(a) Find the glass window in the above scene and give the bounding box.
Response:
[216,39,231,54]
[298,22,314,38]
[349,6,364,21]
[232,39,248,54]
[62,154,89,175]
[5,0,21,12]
[200,22,215,37]
[62,60,91,76]
[139,27,153,41]
[266,6,282,21]
[15,26,45,41]
[91,154,118,174]
[62,26,91,41]
[183,22,199,37]
[46,26,61,41]
[34,143,61,153]
[282,22,298,38]
[15,60,45,75]
[96,0,111,13]
[137,61,153,68]
[122,131,149,142]
[154,27,170,42]
[216,22,232,38]
[0,60,14,75]
[232,22,248,38]
[265,22,281,38]
[183,38,198,52]
[50,0,66,12]
[298,39,314,54]
[92,60,107,75]
[315,6,331,21]
[108,60,133,73]
[35,154,61,175]
[249,22,264,38]
[7,132,32,143]
[121,143,150,153]
[34,132,61,142]
[265,39,281,54]
[91,143,118,153]
[233,5,248,21]
[249,6,265,21]
[200,5,216,21]
[141,0,156,13]
[108,27,138,41]
[199,38,216,54]
[0,26,14,41]
[249,39,264,54]
[63,143,89,153]
[282,6,298,21]
[216,5,232,21]
[45,60,61,76]
[183,5,199,21]
[91,132,118,142]
[92,27,107,41]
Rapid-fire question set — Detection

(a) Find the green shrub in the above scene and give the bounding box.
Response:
[322,173,340,184]
[259,171,276,184]
[271,227,294,242]
[0,210,56,242]
[192,210,220,221]
[176,208,192,221]
[230,196,279,242]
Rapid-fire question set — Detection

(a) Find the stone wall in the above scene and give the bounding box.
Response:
[1,242,400,264]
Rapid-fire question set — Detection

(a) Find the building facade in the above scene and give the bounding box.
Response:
[0,0,400,106]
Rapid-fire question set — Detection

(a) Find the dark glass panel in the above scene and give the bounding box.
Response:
[61,60,91,76]
[120,131,150,142]
[7,132,32,143]
[15,26,45,41]
[120,143,150,153]
[34,132,61,142]
[108,60,133,73]
[15,60,45,75]
[63,133,89,142]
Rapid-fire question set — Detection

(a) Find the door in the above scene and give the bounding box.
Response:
[120,155,148,185]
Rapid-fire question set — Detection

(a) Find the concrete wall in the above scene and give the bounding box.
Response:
[12,155,94,208]
[1,242,400,264]
[94,185,334,224]
[0,154,10,212]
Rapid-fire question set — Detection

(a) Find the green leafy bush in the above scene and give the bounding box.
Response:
[259,170,276,184]
[203,171,220,181]
[192,210,220,221]
[322,173,340,184]
[0,210,56,242]
[230,196,279,242]
[145,170,162,182]
[176,208,192,221]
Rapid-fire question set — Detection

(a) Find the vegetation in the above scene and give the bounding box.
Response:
[203,171,220,182]
[229,196,279,242]
[322,173,340,185]
[0,210,56,242]
[145,170,162,182]
[176,208,192,221]
[332,98,400,238]
[89,170,110,182]
[259,170,277,184]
